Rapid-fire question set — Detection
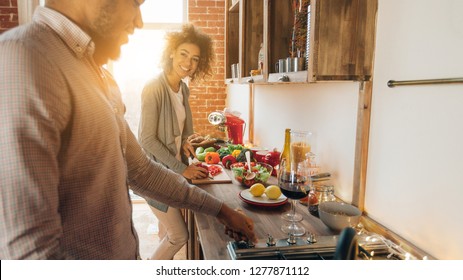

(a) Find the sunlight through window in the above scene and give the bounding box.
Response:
[111,0,186,137]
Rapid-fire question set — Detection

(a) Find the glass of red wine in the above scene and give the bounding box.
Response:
[279,158,311,239]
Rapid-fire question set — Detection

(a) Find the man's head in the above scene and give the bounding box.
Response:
[46,0,144,64]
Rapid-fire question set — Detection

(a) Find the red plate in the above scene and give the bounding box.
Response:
[239,189,288,207]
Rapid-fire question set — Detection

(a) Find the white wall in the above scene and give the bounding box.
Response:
[366,0,463,260]
[227,82,360,203]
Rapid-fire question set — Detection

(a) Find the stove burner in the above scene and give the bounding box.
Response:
[227,233,395,260]
[227,235,339,260]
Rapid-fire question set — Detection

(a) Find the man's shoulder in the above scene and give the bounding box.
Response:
[1,22,42,41]
[0,22,56,56]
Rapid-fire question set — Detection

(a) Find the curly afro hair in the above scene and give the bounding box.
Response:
[160,24,215,82]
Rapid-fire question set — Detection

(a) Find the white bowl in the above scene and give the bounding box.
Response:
[318,201,361,231]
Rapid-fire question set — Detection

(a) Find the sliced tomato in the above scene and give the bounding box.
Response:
[232,162,245,168]
[207,165,222,177]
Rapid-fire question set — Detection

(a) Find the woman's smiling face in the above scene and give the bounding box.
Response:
[170,43,201,79]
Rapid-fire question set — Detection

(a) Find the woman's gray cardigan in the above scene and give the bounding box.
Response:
[138,73,194,212]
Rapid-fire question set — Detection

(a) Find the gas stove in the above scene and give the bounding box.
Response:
[227,232,397,260]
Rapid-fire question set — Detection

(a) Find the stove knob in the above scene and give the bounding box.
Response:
[307,233,317,244]
[266,234,276,246]
[287,233,297,245]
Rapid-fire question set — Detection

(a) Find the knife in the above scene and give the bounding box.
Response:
[188,155,200,165]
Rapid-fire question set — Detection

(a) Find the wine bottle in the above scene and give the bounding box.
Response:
[280,128,291,172]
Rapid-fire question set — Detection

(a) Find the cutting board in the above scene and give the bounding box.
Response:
[191,164,232,185]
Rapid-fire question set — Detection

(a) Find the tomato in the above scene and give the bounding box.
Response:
[207,165,222,177]
[233,162,245,168]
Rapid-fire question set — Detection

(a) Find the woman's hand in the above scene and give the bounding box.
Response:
[182,139,196,159]
[182,164,208,180]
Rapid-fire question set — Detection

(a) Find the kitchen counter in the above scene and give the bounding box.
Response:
[187,169,337,260]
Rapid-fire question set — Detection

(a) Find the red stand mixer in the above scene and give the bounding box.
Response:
[208,110,246,144]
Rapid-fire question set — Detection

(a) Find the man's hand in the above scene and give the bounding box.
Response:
[216,204,257,243]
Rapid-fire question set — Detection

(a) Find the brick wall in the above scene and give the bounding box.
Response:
[188,0,227,139]
[0,0,18,34]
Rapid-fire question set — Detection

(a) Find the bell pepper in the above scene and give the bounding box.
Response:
[221,154,237,169]
[231,149,241,158]
[205,152,220,164]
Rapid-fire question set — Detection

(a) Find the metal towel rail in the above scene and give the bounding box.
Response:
[387,77,463,88]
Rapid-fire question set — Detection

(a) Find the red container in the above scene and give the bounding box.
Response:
[224,114,245,144]
[264,149,281,176]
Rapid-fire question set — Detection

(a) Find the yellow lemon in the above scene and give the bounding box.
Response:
[265,185,282,200]
[249,183,266,197]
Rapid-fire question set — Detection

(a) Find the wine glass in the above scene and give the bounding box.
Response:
[280,130,312,222]
[279,158,311,240]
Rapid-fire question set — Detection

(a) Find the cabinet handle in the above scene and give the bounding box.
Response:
[278,75,290,82]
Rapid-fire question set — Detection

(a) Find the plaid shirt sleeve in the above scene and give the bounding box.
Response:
[0,34,74,259]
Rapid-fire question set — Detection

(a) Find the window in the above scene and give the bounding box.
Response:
[111,0,187,137]
[18,0,44,24]
[26,0,187,137]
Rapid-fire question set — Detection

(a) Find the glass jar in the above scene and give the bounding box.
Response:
[308,183,335,217]
[299,152,319,205]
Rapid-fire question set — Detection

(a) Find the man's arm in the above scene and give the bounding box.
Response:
[125,126,256,242]
[0,41,73,259]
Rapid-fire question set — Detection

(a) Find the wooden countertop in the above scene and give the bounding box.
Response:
[191,169,338,260]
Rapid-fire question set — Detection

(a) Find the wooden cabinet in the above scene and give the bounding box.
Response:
[225,0,240,83]
[308,0,378,81]
[225,0,265,84]
[224,0,378,84]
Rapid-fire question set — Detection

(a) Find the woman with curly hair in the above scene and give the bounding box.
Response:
[138,24,215,259]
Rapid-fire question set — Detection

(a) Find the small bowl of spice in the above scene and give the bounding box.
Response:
[318,201,361,231]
